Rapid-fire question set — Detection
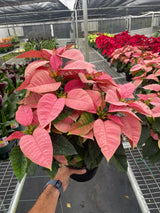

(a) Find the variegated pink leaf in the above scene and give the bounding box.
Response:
[86,90,102,110]
[19,93,42,108]
[105,89,127,106]
[130,64,143,72]
[63,60,95,70]
[108,105,141,121]
[54,117,73,133]
[93,119,121,162]
[81,130,94,140]
[57,69,85,78]
[108,115,123,126]
[64,79,84,93]
[54,155,68,165]
[5,131,24,141]
[16,50,43,59]
[16,105,33,126]
[50,53,63,71]
[41,49,52,60]
[32,110,39,126]
[65,89,95,112]
[27,71,61,93]
[129,101,152,116]
[95,73,117,86]
[152,105,160,117]
[119,116,141,148]
[61,49,84,61]
[38,94,65,128]
[146,74,159,82]
[133,79,143,88]
[150,97,160,106]
[69,111,80,121]
[78,73,95,84]
[143,84,160,92]
[20,128,53,169]
[137,94,150,101]
[25,60,49,79]
[69,112,94,135]
[118,82,135,99]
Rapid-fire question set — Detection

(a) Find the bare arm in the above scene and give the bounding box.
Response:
[28,166,86,213]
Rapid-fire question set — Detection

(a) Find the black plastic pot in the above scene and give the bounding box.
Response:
[125,73,133,82]
[70,167,98,182]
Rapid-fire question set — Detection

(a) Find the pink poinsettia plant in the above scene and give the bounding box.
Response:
[6,46,153,181]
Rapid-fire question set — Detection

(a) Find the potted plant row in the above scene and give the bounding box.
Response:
[0,62,27,160]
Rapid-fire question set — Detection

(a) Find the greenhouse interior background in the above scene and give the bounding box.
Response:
[1,0,160,212]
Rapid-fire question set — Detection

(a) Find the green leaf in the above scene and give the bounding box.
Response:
[142,136,159,162]
[137,125,150,147]
[113,144,128,173]
[149,151,160,163]
[152,118,160,135]
[50,133,77,156]
[69,112,94,135]
[84,139,103,170]
[52,107,73,124]
[10,146,27,182]
[26,159,37,176]
[45,159,59,179]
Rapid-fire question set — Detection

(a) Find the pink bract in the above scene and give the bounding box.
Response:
[20,128,53,169]
[16,105,33,126]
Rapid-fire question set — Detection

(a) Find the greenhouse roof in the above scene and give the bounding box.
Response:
[0,0,160,25]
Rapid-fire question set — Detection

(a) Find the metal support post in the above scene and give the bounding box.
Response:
[82,0,89,62]
[75,9,79,49]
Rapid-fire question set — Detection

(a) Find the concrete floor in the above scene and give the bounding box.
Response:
[16,159,141,213]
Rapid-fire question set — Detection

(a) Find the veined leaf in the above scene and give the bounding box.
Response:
[119,116,141,148]
[118,82,135,99]
[19,93,42,108]
[65,88,95,112]
[27,70,61,94]
[108,105,141,121]
[16,50,43,59]
[93,119,121,162]
[69,112,94,135]
[16,105,33,126]
[50,133,77,156]
[129,101,152,117]
[63,60,95,70]
[61,49,84,61]
[25,60,49,79]
[52,107,73,124]
[152,105,160,117]
[54,117,73,133]
[64,79,84,93]
[10,146,27,182]
[20,128,53,169]
[38,94,65,128]
[143,84,160,92]
[50,53,63,71]
[5,131,24,141]
[105,89,127,106]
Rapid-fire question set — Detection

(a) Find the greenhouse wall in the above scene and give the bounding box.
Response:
[1,9,160,41]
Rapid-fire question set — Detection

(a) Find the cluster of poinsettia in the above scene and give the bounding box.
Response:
[6,46,154,171]
[111,45,160,148]
[111,45,160,86]
[95,31,160,58]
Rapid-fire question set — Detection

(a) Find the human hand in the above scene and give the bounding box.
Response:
[54,166,86,192]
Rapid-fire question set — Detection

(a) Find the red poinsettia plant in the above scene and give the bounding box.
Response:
[6,46,152,181]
